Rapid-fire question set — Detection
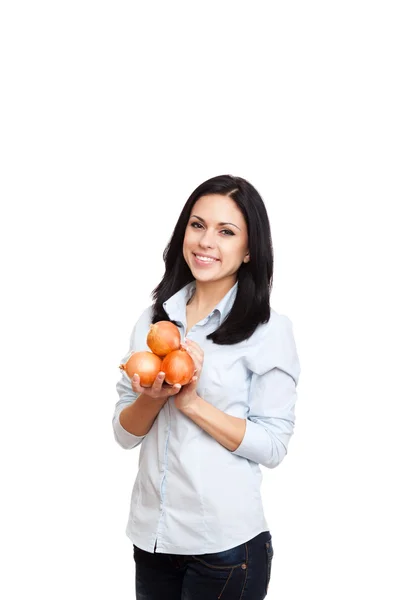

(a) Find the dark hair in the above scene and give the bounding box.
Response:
[151,174,274,345]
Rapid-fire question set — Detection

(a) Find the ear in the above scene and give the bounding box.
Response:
[243,252,250,263]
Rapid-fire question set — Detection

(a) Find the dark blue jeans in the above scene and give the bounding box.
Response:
[133,530,273,599]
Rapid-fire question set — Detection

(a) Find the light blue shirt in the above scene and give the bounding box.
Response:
[113,281,301,555]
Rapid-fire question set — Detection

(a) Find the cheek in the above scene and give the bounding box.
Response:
[182,230,193,253]
[226,242,247,262]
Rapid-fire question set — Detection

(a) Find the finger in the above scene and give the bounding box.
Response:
[188,356,201,373]
[182,343,200,361]
[183,340,203,360]
[189,352,203,372]
[152,372,166,393]
[184,338,203,353]
[181,344,203,373]
[170,384,182,395]
[131,373,144,393]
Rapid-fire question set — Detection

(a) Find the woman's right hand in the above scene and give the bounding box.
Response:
[131,372,181,400]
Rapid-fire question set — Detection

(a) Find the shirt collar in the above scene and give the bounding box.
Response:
[163,281,238,327]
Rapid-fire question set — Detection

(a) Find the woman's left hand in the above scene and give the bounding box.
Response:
[173,338,204,412]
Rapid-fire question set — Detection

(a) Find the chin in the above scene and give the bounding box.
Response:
[190,270,215,281]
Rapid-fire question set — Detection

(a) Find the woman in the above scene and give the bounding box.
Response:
[113,174,301,599]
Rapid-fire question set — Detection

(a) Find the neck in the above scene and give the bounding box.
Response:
[187,278,237,313]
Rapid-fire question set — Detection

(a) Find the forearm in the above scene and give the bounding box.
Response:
[119,393,167,437]
[182,396,246,452]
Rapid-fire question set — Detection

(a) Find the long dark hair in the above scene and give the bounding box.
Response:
[151,174,274,345]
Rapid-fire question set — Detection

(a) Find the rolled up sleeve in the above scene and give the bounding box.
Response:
[112,308,152,450]
[112,374,146,449]
[232,315,301,468]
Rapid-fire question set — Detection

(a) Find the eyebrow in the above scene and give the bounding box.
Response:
[190,215,241,231]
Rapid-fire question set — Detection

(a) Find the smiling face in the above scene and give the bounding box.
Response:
[182,194,250,286]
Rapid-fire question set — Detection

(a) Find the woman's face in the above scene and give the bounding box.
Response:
[183,194,250,285]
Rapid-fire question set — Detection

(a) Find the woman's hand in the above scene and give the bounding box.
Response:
[181,338,204,375]
[131,372,182,401]
[173,338,204,412]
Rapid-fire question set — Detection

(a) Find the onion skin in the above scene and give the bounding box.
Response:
[119,351,162,387]
[161,349,195,386]
[147,321,181,357]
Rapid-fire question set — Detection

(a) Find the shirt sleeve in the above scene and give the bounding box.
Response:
[112,308,152,450]
[231,314,301,468]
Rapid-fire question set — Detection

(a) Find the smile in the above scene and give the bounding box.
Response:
[193,253,220,263]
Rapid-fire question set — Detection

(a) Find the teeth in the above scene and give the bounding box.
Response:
[195,254,217,263]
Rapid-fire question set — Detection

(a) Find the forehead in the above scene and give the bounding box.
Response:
[190,194,246,224]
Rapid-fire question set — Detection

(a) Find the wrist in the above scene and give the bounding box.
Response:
[140,392,169,407]
[180,394,203,416]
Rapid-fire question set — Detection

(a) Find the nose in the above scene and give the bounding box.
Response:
[199,228,216,249]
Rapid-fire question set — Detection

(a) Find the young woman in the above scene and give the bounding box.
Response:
[113,174,301,599]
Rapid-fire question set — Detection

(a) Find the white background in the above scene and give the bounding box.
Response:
[1,1,399,598]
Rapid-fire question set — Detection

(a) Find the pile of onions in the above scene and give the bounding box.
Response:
[119,321,195,388]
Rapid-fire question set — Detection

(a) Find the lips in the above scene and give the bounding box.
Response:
[193,253,220,263]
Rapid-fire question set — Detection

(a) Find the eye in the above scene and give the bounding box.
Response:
[190,222,234,236]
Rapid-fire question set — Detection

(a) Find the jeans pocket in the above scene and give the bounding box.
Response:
[191,545,248,600]
[265,539,274,594]
[192,543,247,570]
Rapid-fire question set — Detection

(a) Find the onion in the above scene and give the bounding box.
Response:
[147,321,181,357]
[119,351,162,387]
[161,349,195,386]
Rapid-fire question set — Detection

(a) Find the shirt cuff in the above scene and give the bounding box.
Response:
[231,419,281,467]
[113,413,146,449]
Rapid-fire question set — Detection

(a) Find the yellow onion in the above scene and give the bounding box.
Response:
[147,321,181,357]
[161,349,195,386]
[119,351,162,387]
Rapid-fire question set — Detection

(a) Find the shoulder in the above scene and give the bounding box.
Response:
[244,309,300,382]
[246,308,294,346]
